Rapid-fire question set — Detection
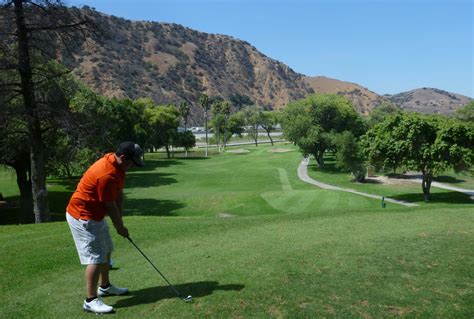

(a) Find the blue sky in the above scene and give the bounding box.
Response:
[66,0,473,97]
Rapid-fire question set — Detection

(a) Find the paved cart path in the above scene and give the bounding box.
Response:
[297,158,419,207]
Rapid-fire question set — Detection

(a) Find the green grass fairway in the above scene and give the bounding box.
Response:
[1,210,473,318]
[1,143,473,317]
[121,146,384,218]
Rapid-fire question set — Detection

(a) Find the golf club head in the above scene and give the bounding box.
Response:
[182,295,193,302]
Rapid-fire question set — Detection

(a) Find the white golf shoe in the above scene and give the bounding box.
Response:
[83,298,114,314]
[98,283,129,297]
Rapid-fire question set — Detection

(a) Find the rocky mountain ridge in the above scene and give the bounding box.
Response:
[385,88,471,115]
[62,8,471,120]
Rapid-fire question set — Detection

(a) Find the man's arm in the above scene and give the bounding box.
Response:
[105,201,129,238]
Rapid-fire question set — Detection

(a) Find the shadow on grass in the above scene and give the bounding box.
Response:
[135,158,185,172]
[26,187,185,223]
[308,162,341,175]
[434,175,467,184]
[392,191,474,204]
[361,178,383,184]
[46,160,180,190]
[48,178,80,192]
[113,281,245,308]
[0,200,22,225]
[126,172,177,188]
[47,197,185,221]
[49,191,74,221]
[125,198,185,217]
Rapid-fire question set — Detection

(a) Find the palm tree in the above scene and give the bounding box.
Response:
[179,101,190,157]
[199,94,210,157]
[221,101,231,150]
[179,101,190,131]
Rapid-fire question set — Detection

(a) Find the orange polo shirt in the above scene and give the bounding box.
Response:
[67,153,125,221]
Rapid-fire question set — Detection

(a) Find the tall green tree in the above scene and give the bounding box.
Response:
[243,105,263,146]
[0,0,91,222]
[172,131,196,155]
[454,100,474,124]
[199,94,210,157]
[367,101,402,127]
[70,89,149,154]
[260,111,279,146]
[220,101,231,148]
[178,101,191,156]
[0,96,33,222]
[363,113,474,201]
[210,100,231,151]
[282,94,365,168]
[332,131,366,182]
[0,58,84,222]
[178,101,191,131]
[144,104,180,159]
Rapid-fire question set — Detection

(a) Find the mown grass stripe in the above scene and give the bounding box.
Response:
[277,168,293,191]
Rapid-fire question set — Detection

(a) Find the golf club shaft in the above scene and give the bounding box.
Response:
[126,237,183,299]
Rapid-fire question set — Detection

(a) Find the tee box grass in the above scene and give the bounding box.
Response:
[0,143,473,317]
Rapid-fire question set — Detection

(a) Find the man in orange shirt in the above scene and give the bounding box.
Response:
[66,141,144,314]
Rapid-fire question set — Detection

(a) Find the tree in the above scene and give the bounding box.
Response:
[210,100,224,152]
[282,94,365,168]
[259,111,279,146]
[0,58,85,222]
[178,101,191,156]
[243,105,263,146]
[454,100,474,124]
[363,113,474,201]
[220,101,231,148]
[68,89,149,163]
[210,100,231,152]
[226,112,246,141]
[144,104,180,159]
[332,131,366,182]
[0,103,33,222]
[0,0,92,222]
[367,101,402,127]
[199,94,210,157]
[172,131,196,154]
[178,101,190,131]
[360,114,402,174]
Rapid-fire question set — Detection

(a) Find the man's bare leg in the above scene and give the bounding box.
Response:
[86,263,107,298]
[99,253,111,287]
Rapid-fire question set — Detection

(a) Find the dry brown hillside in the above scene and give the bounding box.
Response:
[59,8,313,123]
[386,88,471,115]
[56,8,471,121]
[304,76,387,115]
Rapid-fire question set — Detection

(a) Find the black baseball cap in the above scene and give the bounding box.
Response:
[116,141,145,167]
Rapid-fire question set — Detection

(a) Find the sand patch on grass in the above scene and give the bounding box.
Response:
[268,148,293,153]
[366,175,416,186]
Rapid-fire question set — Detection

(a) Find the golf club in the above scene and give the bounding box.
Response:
[126,236,193,303]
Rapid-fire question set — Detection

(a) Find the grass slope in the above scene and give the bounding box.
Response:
[1,143,473,317]
[1,209,473,318]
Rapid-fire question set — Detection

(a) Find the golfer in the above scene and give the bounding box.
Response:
[66,141,145,314]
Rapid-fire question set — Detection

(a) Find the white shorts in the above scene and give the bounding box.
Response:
[66,212,114,265]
